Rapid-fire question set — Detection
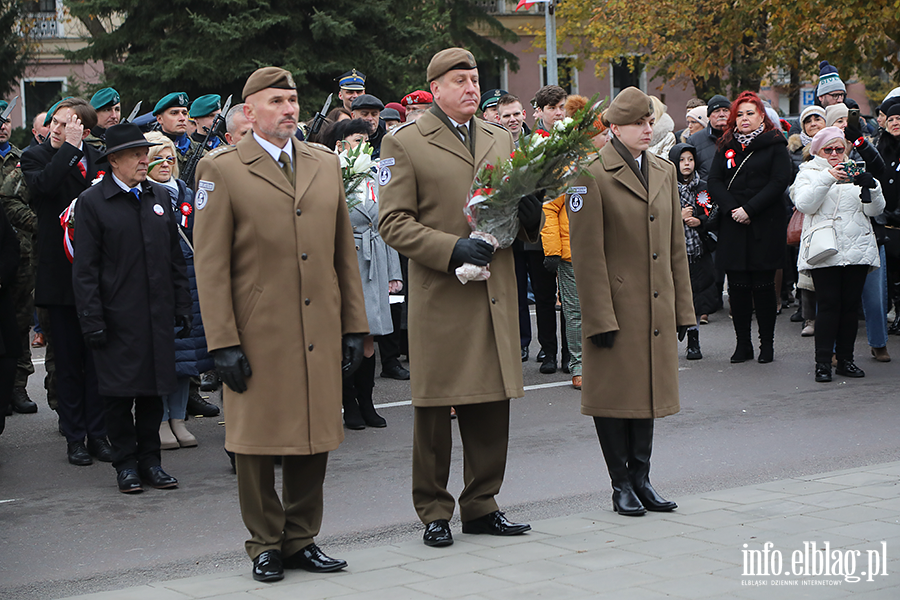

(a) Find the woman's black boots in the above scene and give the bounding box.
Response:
[627,419,677,511]
[341,376,365,430]
[356,356,386,428]
[729,282,755,362]
[753,282,777,363]
[593,417,646,516]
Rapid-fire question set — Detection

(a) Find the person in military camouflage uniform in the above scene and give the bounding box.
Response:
[189,94,225,151]
[0,101,39,414]
[154,92,205,186]
[84,88,121,151]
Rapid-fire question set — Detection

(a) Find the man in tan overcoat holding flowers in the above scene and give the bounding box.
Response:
[379,48,543,547]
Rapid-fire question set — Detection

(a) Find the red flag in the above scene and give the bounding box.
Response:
[515,0,550,11]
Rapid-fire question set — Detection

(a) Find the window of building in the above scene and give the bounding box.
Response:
[22,79,66,126]
[540,56,577,94]
[611,57,645,97]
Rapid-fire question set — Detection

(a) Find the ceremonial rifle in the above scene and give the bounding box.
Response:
[180,94,232,187]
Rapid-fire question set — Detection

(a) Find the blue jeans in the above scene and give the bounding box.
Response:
[861,246,888,349]
[161,376,190,421]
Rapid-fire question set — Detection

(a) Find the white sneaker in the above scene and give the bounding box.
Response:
[801,320,815,337]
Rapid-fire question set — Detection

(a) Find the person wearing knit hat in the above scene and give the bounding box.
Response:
[788,105,826,168]
[816,61,846,107]
[568,85,694,517]
[686,94,731,180]
[685,106,708,138]
[825,103,849,129]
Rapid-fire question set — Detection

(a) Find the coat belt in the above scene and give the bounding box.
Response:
[354,226,380,281]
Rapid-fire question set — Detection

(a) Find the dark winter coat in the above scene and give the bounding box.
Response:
[0,204,21,358]
[708,129,793,272]
[20,139,103,307]
[72,176,191,397]
[686,124,725,180]
[163,179,214,378]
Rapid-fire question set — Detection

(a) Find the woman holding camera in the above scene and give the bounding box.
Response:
[791,127,884,382]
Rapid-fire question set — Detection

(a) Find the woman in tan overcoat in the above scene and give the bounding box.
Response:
[569,87,695,516]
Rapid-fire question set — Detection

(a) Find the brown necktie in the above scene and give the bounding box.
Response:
[279,150,294,186]
[456,124,472,155]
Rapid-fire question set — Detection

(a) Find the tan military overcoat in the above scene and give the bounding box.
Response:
[193,135,367,455]
[379,110,535,407]
[568,142,695,419]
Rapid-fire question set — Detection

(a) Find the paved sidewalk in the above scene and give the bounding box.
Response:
[60,462,900,600]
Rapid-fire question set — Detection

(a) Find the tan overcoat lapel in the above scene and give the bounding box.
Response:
[473,120,498,168]
[601,142,647,200]
[292,139,318,207]
[237,134,296,199]
[647,156,666,203]
[418,110,473,165]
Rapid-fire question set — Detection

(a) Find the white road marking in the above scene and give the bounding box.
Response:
[373,380,572,409]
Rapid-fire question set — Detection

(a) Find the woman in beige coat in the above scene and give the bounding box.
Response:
[569,87,695,516]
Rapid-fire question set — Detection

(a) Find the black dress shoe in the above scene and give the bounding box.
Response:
[835,360,865,378]
[790,308,804,322]
[815,362,832,383]
[521,346,528,362]
[87,438,113,462]
[200,370,221,391]
[117,469,143,493]
[140,465,178,489]
[462,511,531,536]
[539,358,557,374]
[187,390,220,417]
[67,441,93,466]
[252,549,284,582]
[536,349,546,362]
[284,543,347,572]
[423,519,453,547]
[381,364,410,380]
[11,388,37,414]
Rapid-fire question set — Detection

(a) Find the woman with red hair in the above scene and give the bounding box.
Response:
[708,91,793,364]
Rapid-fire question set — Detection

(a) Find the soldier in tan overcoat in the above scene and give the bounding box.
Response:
[568,87,695,517]
[379,48,544,547]
[193,67,368,583]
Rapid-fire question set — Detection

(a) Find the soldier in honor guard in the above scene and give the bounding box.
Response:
[193,67,368,582]
[338,69,366,112]
[479,89,507,123]
[379,48,541,547]
[154,92,203,179]
[85,87,121,150]
[190,94,225,151]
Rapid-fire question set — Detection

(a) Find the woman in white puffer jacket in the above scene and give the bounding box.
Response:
[792,126,885,383]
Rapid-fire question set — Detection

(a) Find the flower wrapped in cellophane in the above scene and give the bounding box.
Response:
[456,95,605,283]
[339,142,376,211]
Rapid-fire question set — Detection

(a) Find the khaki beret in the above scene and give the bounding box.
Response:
[427,48,477,82]
[242,67,296,101]
[602,87,653,127]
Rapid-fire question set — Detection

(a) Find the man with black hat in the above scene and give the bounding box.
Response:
[379,47,539,548]
[350,93,386,158]
[568,86,694,518]
[154,92,203,179]
[190,94,225,151]
[479,89,507,123]
[686,94,731,180]
[72,123,191,494]
[338,68,366,112]
[193,66,368,582]
[85,87,121,150]
[21,97,111,466]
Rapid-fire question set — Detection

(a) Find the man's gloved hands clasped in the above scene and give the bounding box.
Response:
[176,314,192,339]
[342,333,365,377]
[590,331,617,349]
[518,190,545,231]
[84,329,107,350]
[450,238,494,268]
[213,345,252,393]
[543,255,561,274]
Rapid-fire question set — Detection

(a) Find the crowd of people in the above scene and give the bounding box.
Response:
[0,48,897,582]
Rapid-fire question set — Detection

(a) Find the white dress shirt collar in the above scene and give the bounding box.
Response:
[253,131,293,167]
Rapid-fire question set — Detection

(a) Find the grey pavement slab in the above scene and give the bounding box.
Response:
[55,461,900,600]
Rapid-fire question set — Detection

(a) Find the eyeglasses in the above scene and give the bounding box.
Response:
[821,146,845,155]
[152,156,176,163]
[824,92,845,100]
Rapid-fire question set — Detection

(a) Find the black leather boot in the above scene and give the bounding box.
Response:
[729,282,754,362]
[356,356,386,428]
[593,417,645,516]
[753,282,777,363]
[686,329,702,360]
[628,419,677,511]
[341,378,365,430]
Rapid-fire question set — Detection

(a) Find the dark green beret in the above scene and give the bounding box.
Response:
[44,97,74,126]
[0,101,7,113]
[90,88,120,110]
[153,92,191,116]
[189,94,221,118]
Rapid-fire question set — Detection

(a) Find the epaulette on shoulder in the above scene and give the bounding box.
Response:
[304,141,335,154]
[389,121,417,136]
[482,120,508,131]
[206,144,236,159]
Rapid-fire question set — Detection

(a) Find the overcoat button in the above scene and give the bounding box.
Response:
[304,298,310,305]
[491,297,496,304]
[301,253,308,260]
[308,344,314,351]
[654,329,659,336]
[653,291,659,298]
[296,209,301,216]
[652,253,658,260]
[649,214,655,221]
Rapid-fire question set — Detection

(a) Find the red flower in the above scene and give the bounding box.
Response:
[536,129,550,137]
[484,163,494,171]
[510,152,516,159]
[96,170,106,177]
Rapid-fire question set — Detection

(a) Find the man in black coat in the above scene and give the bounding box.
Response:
[72,124,191,493]
[20,97,111,466]
[686,95,731,180]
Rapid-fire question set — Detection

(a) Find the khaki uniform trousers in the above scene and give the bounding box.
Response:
[235,453,328,560]
[412,399,509,524]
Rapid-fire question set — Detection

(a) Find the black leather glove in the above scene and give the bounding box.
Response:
[518,190,545,231]
[590,331,617,349]
[342,333,365,377]
[845,123,865,147]
[854,172,877,189]
[677,325,690,342]
[450,238,494,268]
[543,255,561,273]
[213,345,252,393]
[176,314,192,339]
[84,329,107,350]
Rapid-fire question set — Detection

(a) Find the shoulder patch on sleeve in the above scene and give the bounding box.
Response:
[195,189,209,210]
[198,180,215,191]
[567,187,586,213]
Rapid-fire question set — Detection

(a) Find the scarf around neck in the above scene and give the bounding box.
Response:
[677,171,703,261]
[734,122,765,148]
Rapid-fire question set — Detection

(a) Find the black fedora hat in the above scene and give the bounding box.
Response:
[99,123,155,163]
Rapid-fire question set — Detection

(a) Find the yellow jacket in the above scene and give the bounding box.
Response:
[541,193,570,261]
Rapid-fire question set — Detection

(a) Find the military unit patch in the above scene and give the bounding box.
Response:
[198,180,215,191]
[196,189,208,210]
[378,158,395,186]
[567,186,587,213]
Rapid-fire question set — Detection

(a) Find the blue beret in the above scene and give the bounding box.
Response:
[339,69,366,90]
[153,92,191,116]
[189,94,222,118]
[90,88,120,110]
